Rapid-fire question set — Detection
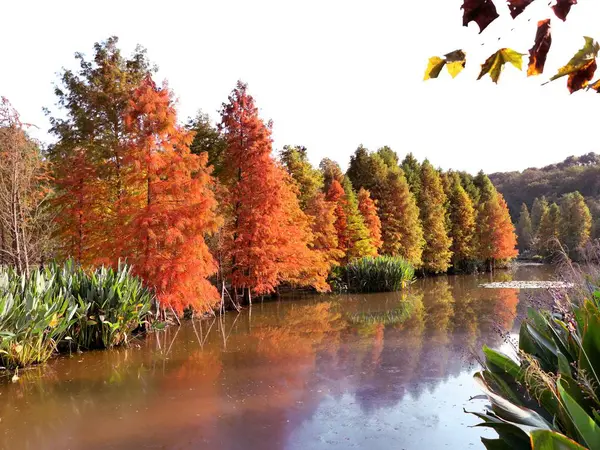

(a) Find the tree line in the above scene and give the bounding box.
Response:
[0,37,518,316]
[516,192,593,260]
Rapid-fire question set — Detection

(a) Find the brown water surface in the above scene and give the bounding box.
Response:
[0,264,555,450]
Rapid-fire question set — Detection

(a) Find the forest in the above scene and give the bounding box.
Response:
[0,36,522,321]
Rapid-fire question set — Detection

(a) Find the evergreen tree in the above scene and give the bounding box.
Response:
[530,196,549,238]
[346,145,387,194]
[447,172,476,267]
[376,146,400,170]
[279,145,324,210]
[537,203,561,257]
[516,203,534,253]
[460,172,481,204]
[379,170,424,266]
[357,188,383,253]
[401,153,422,197]
[419,160,452,273]
[187,111,227,179]
[559,191,592,257]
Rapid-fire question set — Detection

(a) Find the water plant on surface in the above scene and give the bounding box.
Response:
[336,256,414,293]
[0,260,154,370]
[469,287,600,449]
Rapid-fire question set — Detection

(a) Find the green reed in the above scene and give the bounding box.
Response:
[343,256,415,293]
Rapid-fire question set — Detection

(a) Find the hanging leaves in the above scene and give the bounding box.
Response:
[423,50,467,80]
[462,0,499,33]
[528,19,552,76]
[549,36,600,93]
[507,0,534,19]
[478,48,524,83]
[552,0,577,21]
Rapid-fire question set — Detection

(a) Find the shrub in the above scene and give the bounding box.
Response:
[0,260,153,370]
[341,256,414,293]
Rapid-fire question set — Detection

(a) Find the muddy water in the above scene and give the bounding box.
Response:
[0,264,555,450]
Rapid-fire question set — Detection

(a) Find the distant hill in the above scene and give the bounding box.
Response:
[489,152,600,225]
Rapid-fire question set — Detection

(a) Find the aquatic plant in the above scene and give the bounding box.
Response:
[339,256,414,293]
[0,260,153,370]
[470,286,600,449]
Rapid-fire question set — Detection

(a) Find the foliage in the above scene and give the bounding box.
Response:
[186,111,227,179]
[122,77,220,315]
[559,192,592,259]
[0,260,153,369]
[447,172,476,268]
[470,282,600,450]
[517,203,534,253]
[426,0,600,94]
[357,188,383,253]
[340,256,414,293]
[424,50,466,80]
[418,160,452,273]
[537,202,561,257]
[280,145,324,210]
[219,81,328,298]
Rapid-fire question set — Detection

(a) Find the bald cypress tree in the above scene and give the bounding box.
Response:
[419,160,452,273]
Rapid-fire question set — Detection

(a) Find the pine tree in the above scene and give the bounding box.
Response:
[559,191,592,257]
[122,77,220,314]
[219,81,327,299]
[401,153,422,197]
[516,203,534,253]
[537,203,561,257]
[446,172,476,267]
[358,188,383,253]
[379,170,424,266]
[419,160,452,273]
[279,145,324,210]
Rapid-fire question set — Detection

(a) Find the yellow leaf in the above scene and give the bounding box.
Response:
[424,57,445,80]
[447,61,465,78]
[478,48,524,83]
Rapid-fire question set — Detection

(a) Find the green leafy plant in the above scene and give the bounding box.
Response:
[340,256,415,293]
[469,287,600,449]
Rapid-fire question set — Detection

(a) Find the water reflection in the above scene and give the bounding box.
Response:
[0,265,554,450]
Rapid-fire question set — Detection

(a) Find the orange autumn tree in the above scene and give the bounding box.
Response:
[306,192,344,272]
[219,81,328,302]
[123,77,220,314]
[357,188,383,253]
[326,179,350,261]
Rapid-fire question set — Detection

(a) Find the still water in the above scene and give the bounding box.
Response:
[0,264,555,450]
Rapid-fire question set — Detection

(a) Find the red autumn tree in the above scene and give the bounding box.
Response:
[219,81,327,301]
[326,179,350,260]
[123,77,220,314]
[357,188,383,253]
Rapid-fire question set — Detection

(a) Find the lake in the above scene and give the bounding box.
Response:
[0,264,555,450]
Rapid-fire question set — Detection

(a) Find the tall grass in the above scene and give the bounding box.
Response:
[0,260,154,370]
[343,256,415,293]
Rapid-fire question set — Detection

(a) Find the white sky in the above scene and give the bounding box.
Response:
[1,0,599,174]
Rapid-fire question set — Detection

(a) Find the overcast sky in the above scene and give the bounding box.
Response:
[1,0,599,174]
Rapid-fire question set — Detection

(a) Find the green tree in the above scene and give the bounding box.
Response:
[559,191,592,258]
[401,153,422,197]
[187,111,227,179]
[516,203,534,253]
[537,202,561,257]
[530,196,548,238]
[341,177,376,259]
[419,160,452,273]
[376,146,399,170]
[346,145,388,194]
[459,172,481,205]
[379,170,424,266]
[446,172,475,268]
[279,145,324,210]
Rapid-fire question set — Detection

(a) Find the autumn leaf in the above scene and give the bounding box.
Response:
[549,36,600,93]
[552,0,577,21]
[507,0,534,19]
[528,19,552,76]
[478,48,524,83]
[423,50,466,80]
[462,0,499,33]
[589,79,600,93]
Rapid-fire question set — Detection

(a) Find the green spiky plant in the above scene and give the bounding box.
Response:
[339,256,415,293]
[470,284,600,450]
